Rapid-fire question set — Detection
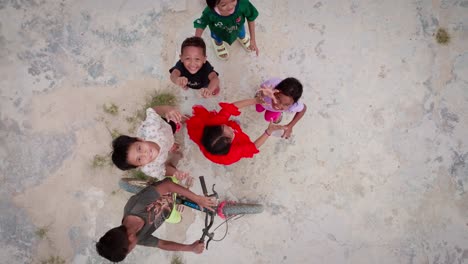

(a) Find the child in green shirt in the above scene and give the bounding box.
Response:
[194,0,259,61]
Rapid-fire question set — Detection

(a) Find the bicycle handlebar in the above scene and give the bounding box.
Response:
[199,176,209,196]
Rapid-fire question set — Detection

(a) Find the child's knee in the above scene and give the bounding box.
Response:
[264,111,281,122]
[255,104,265,113]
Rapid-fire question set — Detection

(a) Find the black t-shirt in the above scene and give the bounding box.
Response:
[169,60,218,89]
[123,181,174,247]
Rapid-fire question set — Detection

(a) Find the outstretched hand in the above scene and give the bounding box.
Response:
[258,86,278,105]
[165,110,188,124]
[195,195,217,212]
[266,119,287,134]
[176,77,189,90]
[249,39,259,56]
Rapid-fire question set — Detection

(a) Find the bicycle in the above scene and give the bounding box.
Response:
[119,176,263,248]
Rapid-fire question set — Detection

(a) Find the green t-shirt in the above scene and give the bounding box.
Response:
[194,0,259,45]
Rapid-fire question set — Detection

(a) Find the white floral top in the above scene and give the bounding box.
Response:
[137,108,174,178]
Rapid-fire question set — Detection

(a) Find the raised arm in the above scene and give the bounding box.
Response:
[195,28,204,37]
[155,178,216,211]
[152,106,186,123]
[247,20,259,56]
[157,239,205,254]
[253,120,287,149]
[283,104,307,139]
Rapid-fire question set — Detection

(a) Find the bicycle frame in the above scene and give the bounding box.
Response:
[175,176,219,249]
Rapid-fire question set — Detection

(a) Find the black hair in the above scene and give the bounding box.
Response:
[96,225,129,262]
[275,77,303,102]
[111,135,139,170]
[181,36,207,56]
[202,125,232,155]
[206,0,221,9]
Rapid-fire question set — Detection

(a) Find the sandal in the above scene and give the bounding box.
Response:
[211,39,229,60]
[237,36,251,51]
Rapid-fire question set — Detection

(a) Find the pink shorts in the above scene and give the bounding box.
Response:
[255,104,282,122]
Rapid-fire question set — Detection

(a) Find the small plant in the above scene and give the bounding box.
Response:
[171,254,184,264]
[130,169,152,181]
[103,103,119,115]
[435,28,450,45]
[110,128,120,139]
[146,93,177,108]
[35,226,49,240]
[92,155,110,168]
[40,256,66,264]
[135,92,178,121]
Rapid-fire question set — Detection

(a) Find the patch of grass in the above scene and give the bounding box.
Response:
[103,103,119,115]
[136,92,178,121]
[435,28,450,45]
[40,256,66,264]
[129,169,152,181]
[146,92,177,108]
[171,254,184,264]
[92,154,110,168]
[35,226,49,240]
[110,128,120,140]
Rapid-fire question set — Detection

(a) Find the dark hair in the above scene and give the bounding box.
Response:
[96,225,129,262]
[181,36,207,56]
[111,135,139,170]
[275,77,303,102]
[202,125,232,155]
[206,0,221,9]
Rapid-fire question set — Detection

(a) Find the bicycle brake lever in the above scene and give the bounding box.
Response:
[211,184,218,199]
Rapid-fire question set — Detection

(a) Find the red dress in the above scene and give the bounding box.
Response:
[186,103,259,165]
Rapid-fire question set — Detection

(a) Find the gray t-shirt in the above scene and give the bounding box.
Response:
[123,182,174,247]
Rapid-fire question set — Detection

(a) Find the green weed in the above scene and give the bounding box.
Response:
[146,93,177,108]
[136,92,178,121]
[435,28,450,45]
[110,128,120,140]
[40,256,66,264]
[103,103,119,115]
[35,226,49,240]
[130,170,152,181]
[171,254,184,264]
[92,155,110,168]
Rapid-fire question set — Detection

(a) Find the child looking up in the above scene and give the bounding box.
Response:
[112,106,189,180]
[194,0,259,60]
[170,36,220,98]
[186,92,286,165]
[255,77,307,139]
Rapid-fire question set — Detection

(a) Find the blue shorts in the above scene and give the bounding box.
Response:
[211,24,246,44]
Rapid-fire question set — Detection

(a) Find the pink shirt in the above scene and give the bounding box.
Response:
[261,78,304,113]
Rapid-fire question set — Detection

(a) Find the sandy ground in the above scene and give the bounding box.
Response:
[1,0,468,263]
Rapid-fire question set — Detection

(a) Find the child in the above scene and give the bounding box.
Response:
[96,178,216,262]
[255,77,307,139]
[194,0,259,60]
[111,105,189,180]
[169,36,220,98]
[186,92,286,165]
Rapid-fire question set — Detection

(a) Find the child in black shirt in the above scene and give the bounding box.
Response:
[169,37,220,98]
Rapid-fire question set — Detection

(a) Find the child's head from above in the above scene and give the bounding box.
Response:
[202,125,234,155]
[206,0,237,16]
[112,135,160,170]
[271,77,303,111]
[180,36,207,74]
[96,225,130,262]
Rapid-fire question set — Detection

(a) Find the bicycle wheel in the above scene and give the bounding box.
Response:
[222,203,264,217]
[119,178,148,194]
